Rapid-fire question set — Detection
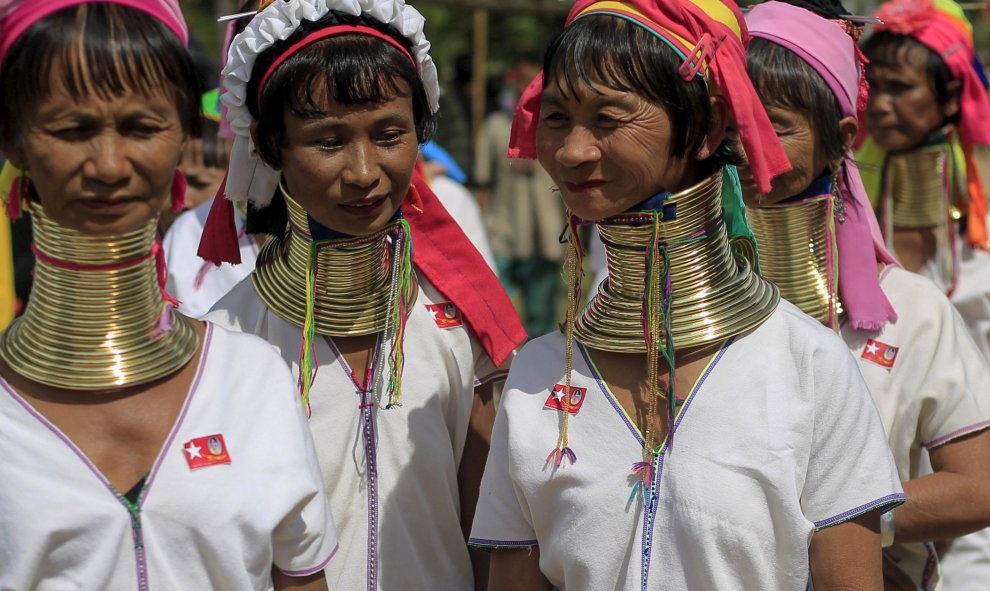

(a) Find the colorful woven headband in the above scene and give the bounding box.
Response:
[508,0,791,196]
[0,0,188,67]
[746,2,899,332]
[874,0,990,147]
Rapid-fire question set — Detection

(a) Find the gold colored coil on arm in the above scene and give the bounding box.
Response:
[0,202,198,391]
[575,170,779,353]
[747,195,842,329]
[252,193,395,336]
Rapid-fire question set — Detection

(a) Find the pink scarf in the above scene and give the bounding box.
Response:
[0,0,188,64]
[747,1,898,331]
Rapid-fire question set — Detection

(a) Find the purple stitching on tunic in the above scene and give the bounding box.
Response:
[278,543,339,576]
[578,344,643,447]
[467,538,539,549]
[639,337,733,591]
[325,335,383,591]
[924,420,990,449]
[813,493,907,530]
[921,541,938,590]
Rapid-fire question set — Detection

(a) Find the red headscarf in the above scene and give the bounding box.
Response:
[508,0,791,196]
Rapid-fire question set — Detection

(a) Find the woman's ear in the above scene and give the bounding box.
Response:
[831,115,860,170]
[942,79,962,120]
[696,95,730,161]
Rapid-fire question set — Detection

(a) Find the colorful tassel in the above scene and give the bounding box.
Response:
[297,241,318,417]
[629,460,654,503]
[546,215,585,468]
[383,219,415,408]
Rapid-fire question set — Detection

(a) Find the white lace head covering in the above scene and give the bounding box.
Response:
[221,0,439,207]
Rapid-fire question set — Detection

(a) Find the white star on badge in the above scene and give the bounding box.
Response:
[185,442,202,459]
[553,389,565,401]
[865,343,878,355]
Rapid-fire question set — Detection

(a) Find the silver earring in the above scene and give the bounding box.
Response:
[831,168,846,224]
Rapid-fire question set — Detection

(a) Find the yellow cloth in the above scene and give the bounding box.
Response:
[0,162,17,329]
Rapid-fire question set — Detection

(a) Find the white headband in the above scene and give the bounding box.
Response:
[221,0,440,207]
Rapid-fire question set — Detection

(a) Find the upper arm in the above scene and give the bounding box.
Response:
[929,429,990,492]
[809,512,882,591]
[458,382,498,533]
[488,548,551,591]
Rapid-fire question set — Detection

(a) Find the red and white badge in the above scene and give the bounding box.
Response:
[426,302,463,329]
[861,339,899,369]
[544,383,588,415]
[183,434,231,470]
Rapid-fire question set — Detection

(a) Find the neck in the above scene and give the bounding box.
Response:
[575,169,779,353]
[747,179,843,330]
[880,141,961,291]
[0,202,198,391]
[252,194,403,336]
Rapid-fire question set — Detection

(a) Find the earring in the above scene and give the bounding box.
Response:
[5,168,29,221]
[170,169,187,213]
[831,167,846,224]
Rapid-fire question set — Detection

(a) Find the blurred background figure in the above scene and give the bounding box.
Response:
[475,52,565,337]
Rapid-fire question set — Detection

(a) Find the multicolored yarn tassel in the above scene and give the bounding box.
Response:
[298,241,319,417]
[642,213,678,453]
[6,174,22,221]
[382,218,415,409]
[151,235,181,338]
[546,215,584,469]
[629,460,654,503]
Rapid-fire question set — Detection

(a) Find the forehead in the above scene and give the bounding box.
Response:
[866,43,931,80]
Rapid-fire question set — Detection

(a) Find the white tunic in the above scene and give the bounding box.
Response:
[470,301,904,590]
[854,268,990,590]
[207,274,505,591]
[0,323,337,590]
[429,175,497,271]
[163,198,259,319]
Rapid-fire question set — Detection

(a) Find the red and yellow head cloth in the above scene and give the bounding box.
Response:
[508,0,791,196]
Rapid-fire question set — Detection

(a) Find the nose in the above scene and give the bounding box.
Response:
[340,141,379,188]
[83,133,132,187]
[556,125,601,168]
[867,92,894,119]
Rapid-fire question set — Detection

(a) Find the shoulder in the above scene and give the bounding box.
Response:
[203,276,267,333]
[879,266,963,335]
[745,300,854,362]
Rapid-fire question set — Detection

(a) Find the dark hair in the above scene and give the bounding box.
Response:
[0,3,202,148]
[862,32,958,122]
[747,38,847,168]
[541,15,740,177]
[248,11,436,169]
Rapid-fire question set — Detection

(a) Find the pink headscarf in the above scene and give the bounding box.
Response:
[747,1,898,332]
[0,0,188,67]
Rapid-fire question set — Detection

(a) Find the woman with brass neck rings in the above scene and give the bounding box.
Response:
[468,1,904,589]
[201,1,525,589]
[743,2,990,589]
[0,1,337,589]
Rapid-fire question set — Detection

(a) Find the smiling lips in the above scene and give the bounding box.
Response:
[563,180,606,193]
[339,195,388,215]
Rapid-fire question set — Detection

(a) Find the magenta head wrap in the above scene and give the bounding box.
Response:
[0,0,188,67]
[747,1,898,332]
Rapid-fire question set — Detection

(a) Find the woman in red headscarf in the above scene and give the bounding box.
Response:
[0,1,336,589]
[468,0,904,589]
